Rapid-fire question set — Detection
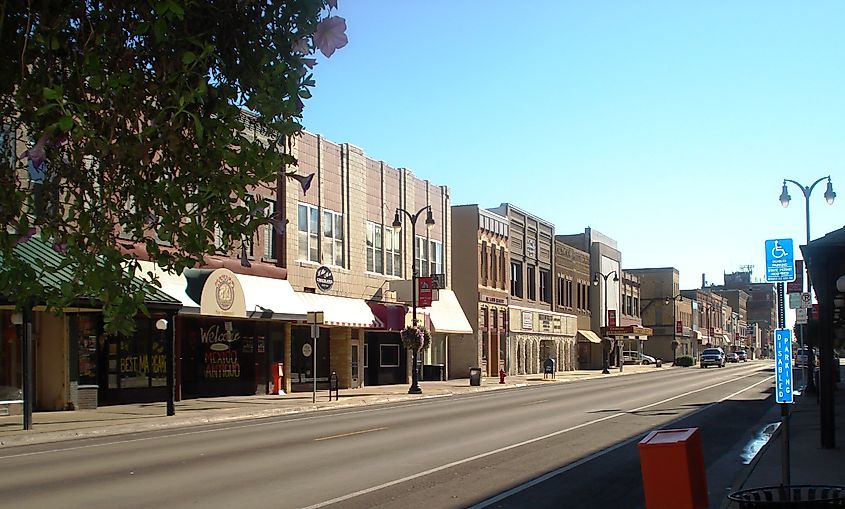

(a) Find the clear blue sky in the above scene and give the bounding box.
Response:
[301,1,844,292]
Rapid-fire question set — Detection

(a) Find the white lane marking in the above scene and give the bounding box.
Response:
[314,427,387,442]
[0,364,769,460]
[467,375,774,509]
[301,371,772,509]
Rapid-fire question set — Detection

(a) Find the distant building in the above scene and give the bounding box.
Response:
[489,204,576,375]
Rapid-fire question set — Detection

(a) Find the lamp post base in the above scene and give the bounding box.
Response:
[408,385,422,395]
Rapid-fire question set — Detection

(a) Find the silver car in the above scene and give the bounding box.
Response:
[700,347,726,368]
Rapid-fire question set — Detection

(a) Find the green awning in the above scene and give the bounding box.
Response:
[2,235,181,309]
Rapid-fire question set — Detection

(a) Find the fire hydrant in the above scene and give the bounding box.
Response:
[499,369,507,384]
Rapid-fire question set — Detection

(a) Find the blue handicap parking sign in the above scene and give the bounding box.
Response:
[765,239,796,283]
[774,329,794,404]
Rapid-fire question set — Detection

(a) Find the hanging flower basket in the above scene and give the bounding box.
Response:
[401,325,431,351]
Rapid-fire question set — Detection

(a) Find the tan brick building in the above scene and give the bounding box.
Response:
[281,132,471,389]
[450,205,510,377]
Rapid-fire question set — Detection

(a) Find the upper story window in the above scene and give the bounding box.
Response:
[527,265,536,301]
[366,221,384,274]
[499,246,506,290]
[322,209,344,267]
[490,245,498,285]
[415,235,429,277]
[429,239,443,277]
[539,269,551,304]
[480,241,488,281]
[511,261,523,298]
[385,227,402,277]
[297,203,319,262]
[263,198,278,261]
[214,224,225,253]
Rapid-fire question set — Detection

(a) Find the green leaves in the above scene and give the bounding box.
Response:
[1,0,330,335]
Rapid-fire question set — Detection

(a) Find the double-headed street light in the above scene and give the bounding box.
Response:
[393,205,435,395]
[593,270,619,375]
[664,294,684,364]
[779,176,835,393]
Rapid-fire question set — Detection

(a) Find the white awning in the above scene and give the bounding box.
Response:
[296,292,382,328]
[577,330,602,344]
[136,261,307,320]
[426,289,473,334]
[238,274,307,321]
[135,260,200,313]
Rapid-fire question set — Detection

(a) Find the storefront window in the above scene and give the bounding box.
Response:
[0,312,22,401]
[118,319,166,389]
[75,315,99,386]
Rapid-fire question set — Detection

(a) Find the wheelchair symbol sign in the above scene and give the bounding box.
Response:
[765,239,795,282]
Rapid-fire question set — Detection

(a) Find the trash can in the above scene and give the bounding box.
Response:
[469,367,482,386]
[423,364,445,381]
[727,485,845,508]
[638,428,708,509]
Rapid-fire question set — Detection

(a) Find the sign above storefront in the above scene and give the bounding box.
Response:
[199,268,246,318]
[480,294,507,305]
[316,266,334,292]
[522,311,533,330]
[604,325,653,337]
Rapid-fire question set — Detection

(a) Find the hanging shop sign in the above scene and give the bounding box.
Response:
[316,266,334,292]
[200,268,246,318]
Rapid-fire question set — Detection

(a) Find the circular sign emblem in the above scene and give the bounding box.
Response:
[315,266,334,292]
[215,274,236,311]
[302,343,313,357]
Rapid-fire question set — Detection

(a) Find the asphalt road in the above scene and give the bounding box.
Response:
[0,362,776,509]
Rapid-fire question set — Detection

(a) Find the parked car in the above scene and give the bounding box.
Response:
[735,350,748,362]
[725,352,739,363]
[700,347,726,368]
[622,351,658,365]
[795,348,816,367]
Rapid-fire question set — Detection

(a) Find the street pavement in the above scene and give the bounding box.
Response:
[1,360,843,508]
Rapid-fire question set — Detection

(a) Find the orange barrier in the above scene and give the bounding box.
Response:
[638,427,708,509]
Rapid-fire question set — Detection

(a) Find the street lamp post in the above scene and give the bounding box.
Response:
[593,270,618,375]
[393,205,435,395]
[156,317,175,416]
[665,294,683,364]
[779,176,835,393]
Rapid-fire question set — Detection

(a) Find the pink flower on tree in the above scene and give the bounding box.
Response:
[326,0,338,9]
[314,16,348,58]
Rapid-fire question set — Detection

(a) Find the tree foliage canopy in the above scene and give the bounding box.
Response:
[0,0,342,334]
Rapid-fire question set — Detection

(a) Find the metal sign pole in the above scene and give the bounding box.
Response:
[312,324,317,405]
[307,311,324,405]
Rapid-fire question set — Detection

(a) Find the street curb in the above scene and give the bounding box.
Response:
[717,399,785,509]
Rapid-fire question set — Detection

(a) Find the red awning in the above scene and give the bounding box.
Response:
[368,302,408,331]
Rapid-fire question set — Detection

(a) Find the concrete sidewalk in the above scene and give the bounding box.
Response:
[0,363,666,448]
[723,365,845,507]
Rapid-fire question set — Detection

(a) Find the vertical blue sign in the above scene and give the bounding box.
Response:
[765,239,796,282]
[774,328,794,404]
